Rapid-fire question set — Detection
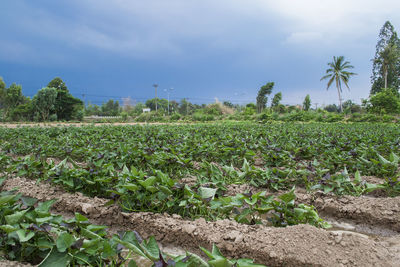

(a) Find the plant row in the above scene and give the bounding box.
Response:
[0,187,265,267]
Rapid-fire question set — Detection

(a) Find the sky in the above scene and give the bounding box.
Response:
[1,0,400,107]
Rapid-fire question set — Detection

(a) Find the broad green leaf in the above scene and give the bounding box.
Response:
[208,257,231,267]
[122,183,139,191]
[0,194,16,206]
[199,187,217,200]
[354,170,361,183]
[56,232,75,252]
[278,188,296,203]
[75,212,89,222]
[16,229,35,242]
[0,225,17,233]
[140,236,160,261]
[5,210,28,224]
[36,200,57,216]
[39,248,72,267]
[139,176,157,188]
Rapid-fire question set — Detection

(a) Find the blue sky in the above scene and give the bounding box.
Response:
[1,0,400,107]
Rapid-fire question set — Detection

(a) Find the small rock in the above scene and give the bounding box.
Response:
[81,203,93,214]
[182,224,196,234]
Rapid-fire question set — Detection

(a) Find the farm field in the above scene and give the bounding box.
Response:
[1,122,400,266]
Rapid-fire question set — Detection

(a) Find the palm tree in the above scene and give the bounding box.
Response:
[321,56,357,112]
[375,43,399,89]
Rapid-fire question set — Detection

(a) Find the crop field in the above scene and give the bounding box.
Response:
[0,122,400,266]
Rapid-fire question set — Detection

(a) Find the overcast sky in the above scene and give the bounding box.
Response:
[1,0,400,106]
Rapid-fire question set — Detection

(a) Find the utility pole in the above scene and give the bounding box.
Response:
[153,84,158,112]
[164,87,173,115]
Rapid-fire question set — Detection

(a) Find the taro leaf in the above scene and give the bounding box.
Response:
[141,236,160,261]
[38,248,72,267]
[36,216,54,224]
[200,246,214,259]
[0,225,17,233]
[390,152,399,164]
[101,240,115,259]
[378,154,391,165]
[159,185,173,195]
[0,194,16,206]
[75,212,89,222]
[198,187,217,200]
[20,196,38,207]
[113,237,147,259]
[87,224,108,232]
[235,258,266,267]
[354,170,362,183]
[122,183,139,192]
[128,260,139,267]
[81,228,102,240]
[36,200,57,216]
[278,188,296,204]
[37,238,54,249]
[184,252,209,267]
[16,229,35,242]
[208,257,231,267]
[139,176,157,189]
[5,210,28,224]
[211,243,223,258]
[56,232,75,252]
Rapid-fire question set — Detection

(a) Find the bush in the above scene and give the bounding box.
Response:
[192,113,214,121]
[170,113,182,121]
[49,114,58,121]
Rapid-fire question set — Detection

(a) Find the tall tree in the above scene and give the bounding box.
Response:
[374,43,400,89]
[47,77,83,120]
[303,94,311,111]
[321,56,356,112]
[3,83,26,117]
[256,82,274,113]
[271,92,282,108]
[32,87,58,121]
[371,21,400,94]
[0,77,6,108]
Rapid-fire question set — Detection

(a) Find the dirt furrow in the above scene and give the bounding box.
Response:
[296,192,400,232]
[1,177,398,266]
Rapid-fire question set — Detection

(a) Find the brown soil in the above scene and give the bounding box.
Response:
[2,177,400,266]
[0,261,32,267]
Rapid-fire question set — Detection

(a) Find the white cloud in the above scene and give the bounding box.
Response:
[285,32,323,44]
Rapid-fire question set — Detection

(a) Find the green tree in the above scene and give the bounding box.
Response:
[303,94,311,111]
[0,77,6,108]
[271,92,282,109]
[178,98,194,115]
[256,82,274,113]
[32,87,58,121]
[101,99,120,116]
[342,100,362,114]
[321,56,357,112]
[371,21,400,94]
[374,43,400,89]
[365,88,400,114]
[3,83,26,118]
[47,77,83,120]
[146,98,168,113]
